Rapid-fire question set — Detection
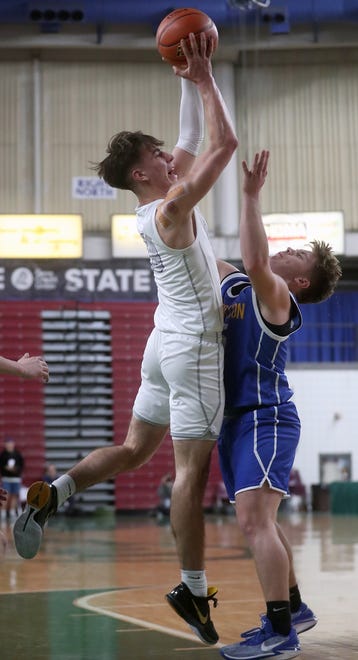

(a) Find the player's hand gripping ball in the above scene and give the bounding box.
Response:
[156,8,218,65]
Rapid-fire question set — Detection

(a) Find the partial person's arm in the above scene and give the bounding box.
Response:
[156,33,238,244]
[216,259,239,281]
[239,151,291,324]
[172,78,204,178]
[0,353,49,383]
[175,33,238,207]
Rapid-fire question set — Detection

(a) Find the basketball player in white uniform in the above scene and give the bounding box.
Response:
[14,32,238,645]
[135,197,224,440]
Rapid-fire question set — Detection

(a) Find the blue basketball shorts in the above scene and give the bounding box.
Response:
[218,401,301,501]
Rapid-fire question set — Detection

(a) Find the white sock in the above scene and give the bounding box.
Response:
[51,475,76,508]
[181,570,207,597]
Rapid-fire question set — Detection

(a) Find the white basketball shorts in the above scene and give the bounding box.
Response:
[133,327,224,440]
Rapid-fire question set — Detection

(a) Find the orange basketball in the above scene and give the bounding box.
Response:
[156,8,218,65]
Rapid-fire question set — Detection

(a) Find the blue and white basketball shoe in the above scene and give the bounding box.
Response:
[220,619,300,659]
[241,603,317,639]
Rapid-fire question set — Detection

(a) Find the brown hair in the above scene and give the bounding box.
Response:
[92,130,164,191]
[298,240,342,304]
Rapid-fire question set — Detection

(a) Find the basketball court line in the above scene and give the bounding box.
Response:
[75,589,225,648]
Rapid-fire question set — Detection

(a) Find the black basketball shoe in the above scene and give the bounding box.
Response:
[166,582,219,644]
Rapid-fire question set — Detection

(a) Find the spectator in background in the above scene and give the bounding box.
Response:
[42,463,78,515]
[0,488,7,509]
[43,463,58,485]
[279,468,307,513]
[0,487,8,560]
[157,472,173,519]
[213,480,231,515]
[0,438,24,520]
[288,468,307,512]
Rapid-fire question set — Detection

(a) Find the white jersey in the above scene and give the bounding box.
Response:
[136,199,223,335]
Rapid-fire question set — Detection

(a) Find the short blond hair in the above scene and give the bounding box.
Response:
[298,240,342,304]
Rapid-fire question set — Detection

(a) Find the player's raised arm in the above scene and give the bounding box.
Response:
[156,32,238,237]
[171,77,204,180]
[156,9,214,178]
[240,151,291,323]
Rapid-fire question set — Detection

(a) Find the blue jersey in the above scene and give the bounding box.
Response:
[221,271,302,412]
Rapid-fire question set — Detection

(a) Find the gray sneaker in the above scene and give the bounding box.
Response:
[13,481,57,559]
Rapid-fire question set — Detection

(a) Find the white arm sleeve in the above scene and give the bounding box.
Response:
[175,78,204,156]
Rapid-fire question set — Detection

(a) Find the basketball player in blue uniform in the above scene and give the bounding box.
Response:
[14,33,238,645]
[217,151,342,660]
